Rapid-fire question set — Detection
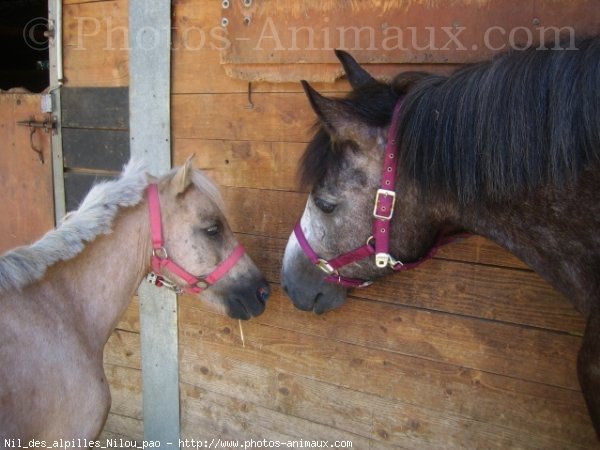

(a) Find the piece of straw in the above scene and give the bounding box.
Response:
[238,319,245,348]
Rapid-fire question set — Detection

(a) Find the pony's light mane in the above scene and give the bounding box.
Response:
[0,160,223,294]
[0,160,149,293]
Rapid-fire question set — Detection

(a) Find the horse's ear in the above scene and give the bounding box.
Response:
[302,80,370,143]
[302,80,367,141]
[334,49,376,89]
[171,154,195,195]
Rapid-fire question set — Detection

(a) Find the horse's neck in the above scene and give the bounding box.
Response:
[39,200,152,348]
[458,171,600,315]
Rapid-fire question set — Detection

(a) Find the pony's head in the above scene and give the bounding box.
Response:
[281,51,449,314]
[155,158,270,319]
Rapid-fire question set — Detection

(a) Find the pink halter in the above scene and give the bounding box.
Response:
[294,99,467,288]
[146,183,245,295]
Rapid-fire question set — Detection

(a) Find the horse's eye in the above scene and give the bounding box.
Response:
[205,223,220,236]
[314,197,336,214]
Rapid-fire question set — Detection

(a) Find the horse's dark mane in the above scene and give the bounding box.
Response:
[399,37,600,203]
[301,37,600,204]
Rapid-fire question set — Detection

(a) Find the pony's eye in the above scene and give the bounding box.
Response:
[205,223,220,236]
[314,197,336,214]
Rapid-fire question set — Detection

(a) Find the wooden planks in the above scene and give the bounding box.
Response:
[220,0,600,82]
[172,92,314,142]
[0,93,54,253]
[175,293,595,448]
[172,0,460,89]
[105,290,595,448]
[63,0,129,87]
[222,0,600,65]
[174,139,306,192]
[63,0,458,91]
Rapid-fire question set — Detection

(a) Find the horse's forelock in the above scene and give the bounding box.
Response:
[299,127,341,190]
[299,81,402,190]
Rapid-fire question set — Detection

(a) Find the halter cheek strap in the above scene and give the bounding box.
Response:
[146,183,245,295]
[294,98,469,288]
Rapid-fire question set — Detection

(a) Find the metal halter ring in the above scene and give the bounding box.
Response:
[194,280,209,290]
[316,258,337,276]
[152,247,168,260]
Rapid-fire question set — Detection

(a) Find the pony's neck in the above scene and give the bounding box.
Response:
[38,200,152,348]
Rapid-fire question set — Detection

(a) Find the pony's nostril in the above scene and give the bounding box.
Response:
[256,284,270,304]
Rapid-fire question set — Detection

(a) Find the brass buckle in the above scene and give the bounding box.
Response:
[373,189,396,220]
[316,258,337,276]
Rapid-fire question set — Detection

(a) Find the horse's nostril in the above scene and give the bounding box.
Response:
[256,284,270,304]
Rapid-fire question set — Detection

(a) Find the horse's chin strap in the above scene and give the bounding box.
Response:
[294,98,469,289]
[145,183,245,295]
[293,222,464,289]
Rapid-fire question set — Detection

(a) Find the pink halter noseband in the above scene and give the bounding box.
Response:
[145,183,245,295]
[294,99,466,288]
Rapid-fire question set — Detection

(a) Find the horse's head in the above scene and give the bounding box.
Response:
[282,51,450,314]
[155,158,269,319]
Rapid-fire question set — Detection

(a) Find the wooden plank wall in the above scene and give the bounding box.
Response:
[62,0,598,448]
[0,93,54,253]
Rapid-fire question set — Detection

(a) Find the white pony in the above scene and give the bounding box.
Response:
[0,158,269,443]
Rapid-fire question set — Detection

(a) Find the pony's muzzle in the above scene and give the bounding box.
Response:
[226,278,270,320]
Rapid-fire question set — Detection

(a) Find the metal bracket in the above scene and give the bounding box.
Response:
[17,118,56,164]
[17,118,56,132]
[245,81,254,109]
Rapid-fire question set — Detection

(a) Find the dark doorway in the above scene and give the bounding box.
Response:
[0,0,49,93]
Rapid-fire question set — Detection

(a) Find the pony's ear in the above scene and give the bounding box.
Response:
[171,154,195,195]
[334,49,376,89]
[302,80,371,144]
